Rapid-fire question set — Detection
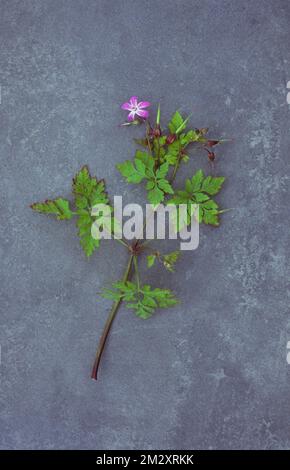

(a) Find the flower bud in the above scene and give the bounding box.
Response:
[166,134,176,145]
[204,147,215,161]
[153,125,161,138]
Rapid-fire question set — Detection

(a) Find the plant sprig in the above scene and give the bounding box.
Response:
[31,98,229,380]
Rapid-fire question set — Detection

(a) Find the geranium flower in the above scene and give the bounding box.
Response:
[121,96,150,121]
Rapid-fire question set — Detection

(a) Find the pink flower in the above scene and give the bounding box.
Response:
[121,96,150,121]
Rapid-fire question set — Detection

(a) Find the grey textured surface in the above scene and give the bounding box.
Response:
[1,0,290,450]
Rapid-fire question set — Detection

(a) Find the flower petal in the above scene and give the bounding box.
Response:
[136,109,149,119]
[127,111,136,121]
[121,102,133,111]
[138,101,151,109]
[129,96,138,107]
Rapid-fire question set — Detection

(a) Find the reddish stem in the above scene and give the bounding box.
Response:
[91,254,133,380]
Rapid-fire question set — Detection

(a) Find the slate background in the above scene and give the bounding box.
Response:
[1,0,290,450]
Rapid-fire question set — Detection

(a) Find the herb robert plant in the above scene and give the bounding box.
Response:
[31,97,229,380]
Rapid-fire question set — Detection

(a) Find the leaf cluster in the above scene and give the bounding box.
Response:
[116,150,173,205]
[102,281,178,319]
[168,169,225,226]
[117,111,208,204]
[31,166,113,257]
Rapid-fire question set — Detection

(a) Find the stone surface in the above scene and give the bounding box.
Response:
[1,0,290,450]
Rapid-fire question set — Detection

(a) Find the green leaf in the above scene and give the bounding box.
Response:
[135,150,155,174]
[116,160,146,184]
[72,166,110,256]
[157,179,174,194]
[163,251,181,272]
[147,255,156,268]
[175,115,191,134]
[158,136,167,146]
[202,210,219,226]
[31,198,73,220]
[117,152,156,184]
[190,169,204,192]
[135,158,146,175]
[180,130,200,146]
[118,153,172,205]
[185,179,192,193]
[201,176,225,195]
[167,191,188,204]
[194,192,209,203]
[146,180,155,190]
[168,111,188,134]
[167,169,226,226]
[76,210,100,256]
[200,199,220,226]
[147,186,164,205]
[72,165,108,208]
[156,162,169,180]
[164,141,180,166]
[202,199,218,211]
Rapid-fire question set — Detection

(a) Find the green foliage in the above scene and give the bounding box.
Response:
[102,281,178,319]
[180,130,201,146]
[163,251,181,272]
[134,149,155,167]
[72,165,108,208]
[163,129,204,166]
[116,158,147,184]
[31,198,73,220]
[76,209,100,256]
[31,165,112,257]
[117,110,221,207]
[168,111,190,134]
[147,254,156,268]
[147,250,181,272]
[164,140,180,166]
[168,169,225,226]
[72,166,110,257]
[31,101,230,379]
[148,162,174,205]
[200,174,225,195]
[117,152,173,205]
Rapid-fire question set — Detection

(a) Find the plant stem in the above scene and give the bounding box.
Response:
[146,121,153,155]
[91,254,134,380]
[155,136,161,169]
[133,256,140,290]
[170,149,182,184]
